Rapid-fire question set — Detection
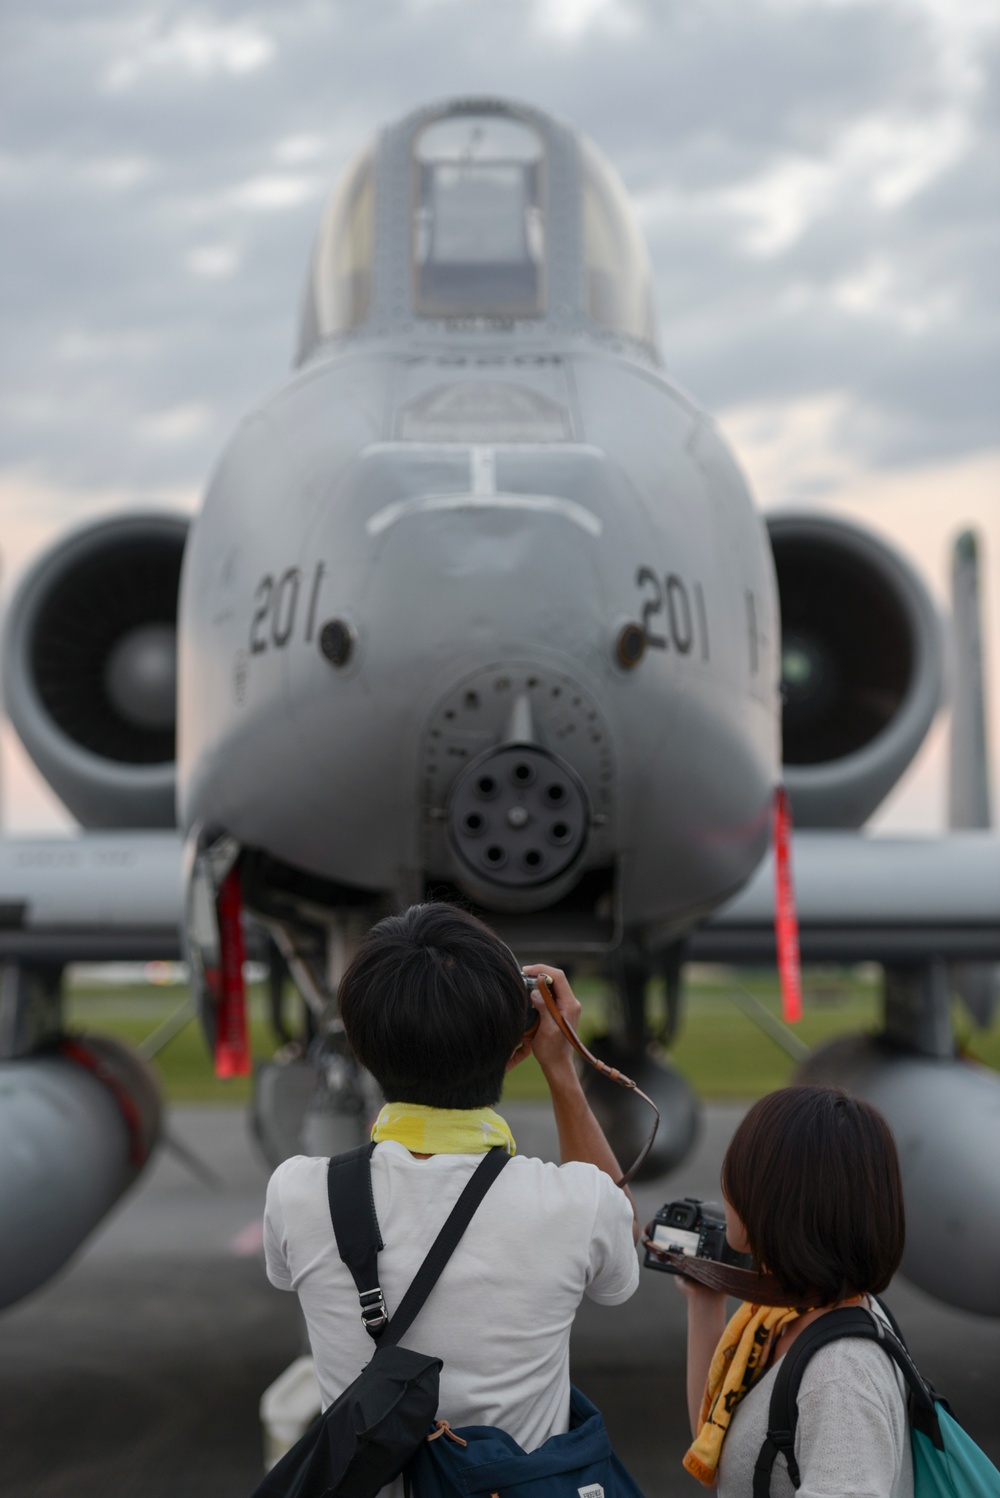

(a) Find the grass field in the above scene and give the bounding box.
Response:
[64,966,1000,1107]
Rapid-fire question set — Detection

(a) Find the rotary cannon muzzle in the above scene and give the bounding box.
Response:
[447,744,589,888]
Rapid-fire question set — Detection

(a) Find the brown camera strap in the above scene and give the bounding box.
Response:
[531,980,824,1297]
[641,1237,823,1307]
[531,975,660,1189]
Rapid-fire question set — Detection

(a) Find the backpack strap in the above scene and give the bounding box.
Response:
[753,1306,943,1498]
[327,1143,510,1345]
[871,1293,907,1346]
[327,1143,388,1339]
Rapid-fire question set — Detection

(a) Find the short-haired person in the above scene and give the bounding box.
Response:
[677,1085,912,1498]
[263,903,639,1495]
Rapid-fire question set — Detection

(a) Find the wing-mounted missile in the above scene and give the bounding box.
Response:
[3,513,188,828]
[0,1028,161,1308]
[0,827,180,1309]
[768,512,944,827]
[799,1035,1000,1315]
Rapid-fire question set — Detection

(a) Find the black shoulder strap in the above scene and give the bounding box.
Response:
[327,1143,387,1339]
[872,1293,907,1347]
[753,1306,943,1498]
[327,1144,510,1345]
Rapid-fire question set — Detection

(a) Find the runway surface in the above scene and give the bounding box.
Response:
[2,1102,999,1496]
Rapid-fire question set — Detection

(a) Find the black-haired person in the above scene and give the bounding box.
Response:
[263,903,639,1491]
[677,1085,913,1498]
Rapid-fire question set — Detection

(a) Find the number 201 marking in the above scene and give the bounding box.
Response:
[249,562,326,655]
[635,567,709,660]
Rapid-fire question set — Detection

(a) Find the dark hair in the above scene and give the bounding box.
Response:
[721,1085,905,1305]
[337,903,527,1109]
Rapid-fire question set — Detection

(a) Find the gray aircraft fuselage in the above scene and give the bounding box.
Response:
[177,99,780,944]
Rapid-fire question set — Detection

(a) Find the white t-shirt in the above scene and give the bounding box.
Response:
[264,1143,637,1463]
[717,1301,915,1498]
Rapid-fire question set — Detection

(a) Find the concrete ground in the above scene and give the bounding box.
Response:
[1,1103,998,1497]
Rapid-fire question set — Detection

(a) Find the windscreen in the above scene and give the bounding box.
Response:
[413,113,545,318]
[581,138,658,348]
[311,146,375,338]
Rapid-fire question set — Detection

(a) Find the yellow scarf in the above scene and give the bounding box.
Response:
[683,1301,803,1485]
[371,1102,516,1156]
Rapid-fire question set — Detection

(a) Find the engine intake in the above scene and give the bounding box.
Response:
[3,514,189,828]
[768,513,943,828]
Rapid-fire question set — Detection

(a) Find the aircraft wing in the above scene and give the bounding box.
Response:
[4,827,999,969]
[690,830,1000,964]
[0,831,184,963]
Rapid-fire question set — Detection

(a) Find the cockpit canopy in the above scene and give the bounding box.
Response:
[297,100,659,360]
[413,114,545,318]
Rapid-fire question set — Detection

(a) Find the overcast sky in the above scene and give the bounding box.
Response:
[1,0,998,830]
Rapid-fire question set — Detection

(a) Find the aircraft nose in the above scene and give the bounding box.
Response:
[447,743,589,889]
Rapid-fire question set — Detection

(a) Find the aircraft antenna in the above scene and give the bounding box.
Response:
[948,528,997,1027]
[949,529,992,829]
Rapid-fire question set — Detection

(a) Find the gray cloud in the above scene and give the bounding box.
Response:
[1,0,997,497]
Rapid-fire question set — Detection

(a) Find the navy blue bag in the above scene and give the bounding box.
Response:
[411,1385,644,1498]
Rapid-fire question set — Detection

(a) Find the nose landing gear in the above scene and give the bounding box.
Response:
[582,944,699,1181]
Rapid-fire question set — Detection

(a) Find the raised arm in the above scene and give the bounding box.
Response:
[513,964,639,1242]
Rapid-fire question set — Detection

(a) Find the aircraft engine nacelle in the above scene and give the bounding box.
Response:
[767,512,944,828]
[2,514,189,828]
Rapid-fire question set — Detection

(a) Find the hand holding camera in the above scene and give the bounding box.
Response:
[518,966,580,1081]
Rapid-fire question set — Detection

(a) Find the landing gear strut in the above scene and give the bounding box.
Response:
[580,941,699,1180]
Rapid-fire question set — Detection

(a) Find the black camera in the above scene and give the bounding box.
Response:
[643,1197,751,1275]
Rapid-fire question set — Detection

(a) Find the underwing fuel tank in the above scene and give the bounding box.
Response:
[0,1035,160,1307]
[801,1035,1000,1315]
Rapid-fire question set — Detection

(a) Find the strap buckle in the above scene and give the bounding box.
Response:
[767,1428,801,1487]
[359,1287,388,1333]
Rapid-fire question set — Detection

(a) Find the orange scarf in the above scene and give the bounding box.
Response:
[683,1301,803,1485]
[684,1295,864,1485]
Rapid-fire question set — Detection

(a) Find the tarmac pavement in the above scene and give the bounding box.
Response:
[1,1102,998,1497]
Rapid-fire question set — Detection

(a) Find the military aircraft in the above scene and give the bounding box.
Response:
[1,97,998,1318]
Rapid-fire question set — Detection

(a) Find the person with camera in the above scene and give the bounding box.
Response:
[262,902,640,1493]
[673,1085,913,1497]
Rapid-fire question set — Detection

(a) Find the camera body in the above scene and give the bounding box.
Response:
[521,971,551,1031]
[643,1197,752,1275]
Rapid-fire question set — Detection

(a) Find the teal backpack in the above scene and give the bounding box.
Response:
[753,1302,1000,1498]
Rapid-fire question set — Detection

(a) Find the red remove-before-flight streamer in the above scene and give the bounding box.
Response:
[773,786,803,1023]
[214,865,251,1077]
